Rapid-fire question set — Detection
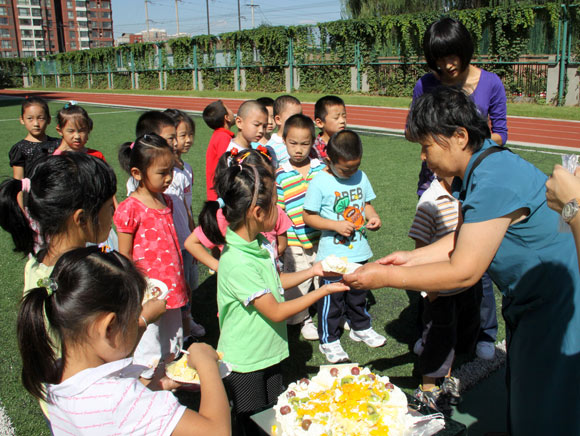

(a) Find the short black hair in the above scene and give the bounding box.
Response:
[326,130,362,163]
[257,97,274,109]
[273,95,301,117]
[135,111,176,137]
[314,95,345,121]
[406,86,490,152]
[283,113,315,142]
[164,108,196,135]
[202,100,228,130]
[423,17,473,73]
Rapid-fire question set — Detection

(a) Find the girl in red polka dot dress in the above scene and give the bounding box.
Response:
[114,133,189,380]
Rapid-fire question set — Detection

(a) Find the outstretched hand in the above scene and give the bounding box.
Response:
[321,281,350,295]
[375,251,413,266]
[343,262,392,290]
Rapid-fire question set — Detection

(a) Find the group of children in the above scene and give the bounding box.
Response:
[0,91,480,435]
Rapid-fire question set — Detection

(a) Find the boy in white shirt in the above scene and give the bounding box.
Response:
[266,95,302,165]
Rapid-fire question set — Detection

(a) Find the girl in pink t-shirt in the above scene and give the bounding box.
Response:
[185,147,292,272]
[114,133,188,379]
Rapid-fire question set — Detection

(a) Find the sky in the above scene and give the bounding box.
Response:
[112,0,345,39]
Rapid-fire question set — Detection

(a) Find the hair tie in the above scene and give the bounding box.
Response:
[21,178,31,193]
[230,148,239,157]
[37,277,58,296]
[129,141,135,150]
[216,198,225,209]
[64,100,77,109]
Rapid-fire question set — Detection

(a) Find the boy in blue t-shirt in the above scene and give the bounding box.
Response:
[303,130,385,363]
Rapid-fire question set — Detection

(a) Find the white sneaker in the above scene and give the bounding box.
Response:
[413,338,424,355]
[349,327,386,348]
[301,319,319,341]
[319,340,349,363]
[476,341,495,360]
[188,318,206,337]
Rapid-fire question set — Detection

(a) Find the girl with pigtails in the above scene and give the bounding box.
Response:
[17,247,230,436]
[201,153,348,434]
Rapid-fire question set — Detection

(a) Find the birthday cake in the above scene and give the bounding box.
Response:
[273,365,411,436]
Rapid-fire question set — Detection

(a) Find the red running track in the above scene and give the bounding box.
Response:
[1,89,579,150]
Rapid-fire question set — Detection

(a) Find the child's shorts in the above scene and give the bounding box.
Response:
[133,308,183,379]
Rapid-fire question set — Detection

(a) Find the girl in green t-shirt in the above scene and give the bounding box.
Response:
[198,149,348,434]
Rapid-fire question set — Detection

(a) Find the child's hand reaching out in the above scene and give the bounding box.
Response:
[321,282,350,295]
[141,298,167,325]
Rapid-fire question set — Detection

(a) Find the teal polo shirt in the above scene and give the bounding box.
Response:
[217,228,289,373]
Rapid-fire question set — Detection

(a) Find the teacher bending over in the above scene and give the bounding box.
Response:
[345,86,580,436]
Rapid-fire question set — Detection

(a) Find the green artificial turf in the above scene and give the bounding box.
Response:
[0,97,571,434]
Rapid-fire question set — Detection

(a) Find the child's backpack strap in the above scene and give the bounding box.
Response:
[459,145,512,202]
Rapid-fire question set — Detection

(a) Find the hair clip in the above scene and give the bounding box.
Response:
[64,100,77,109]
[256,145,272,161]
[37,277,58,296]
[230,148,239,157]
[238,151,251,163]
[216,197,225,209]
[129,141,135,150]
[21,177,31,193]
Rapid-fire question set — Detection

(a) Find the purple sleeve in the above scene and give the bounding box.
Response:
[473,70,508,144]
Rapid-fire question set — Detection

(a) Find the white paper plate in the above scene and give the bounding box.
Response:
[165,359,232,385]
[143,278,170,303]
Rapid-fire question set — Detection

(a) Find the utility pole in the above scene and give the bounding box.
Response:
[246,0,257,29]
[144,0,150,39]
[237,0,241,31]
[205,0,210,35]
[174,0,180,35]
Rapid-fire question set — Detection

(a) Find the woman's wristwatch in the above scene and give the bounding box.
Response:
[562,198,580,223]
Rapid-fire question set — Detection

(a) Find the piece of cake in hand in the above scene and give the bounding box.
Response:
[321,254,349,274]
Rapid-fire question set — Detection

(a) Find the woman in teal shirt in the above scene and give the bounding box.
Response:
[345,86,580,435]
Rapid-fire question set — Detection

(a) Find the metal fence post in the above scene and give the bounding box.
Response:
[108,63,112,89]
[193,44,199,90]
[131,52,136,89]
[236,44,241,91]
[557,5,568,105]
[288,37,294,92]
[356,41,361,92]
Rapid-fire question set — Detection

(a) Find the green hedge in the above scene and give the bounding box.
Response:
[245,67,285,92]
[166,70,193,90]
[112,72,132,89]
[203,68,235,91]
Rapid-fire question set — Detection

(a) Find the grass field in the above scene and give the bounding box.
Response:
[17,87,580,121]
[0,96,571,435]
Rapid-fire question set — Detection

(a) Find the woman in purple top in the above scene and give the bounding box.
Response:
[410,17,508,197]
[408,17,507,365]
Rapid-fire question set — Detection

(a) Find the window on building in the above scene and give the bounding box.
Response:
[67,11,73,18]
[1,40,11,48]
[23,50,35,57]
[70,41,76,49]
[33,18,42,25]
[102,21,111,29]
[21,28,32,37]
[35,39,44,48]
[0,28,10,37]
[89,1,96,8]
[0,17,7,25]
[76,0,86,7]
[34,29,42,37]
[30,0,40,5]
[17,0,29,5]
[68,20,74,27]
[79,30,88,38]
[22,40,34,47]
[31,8,41,16]
[0,7,6,15]
[18,8,30,16]
[66,1,73,8]
[69,31,76,38]
[78,21,87,27]
[19,18,31,25]
[102,1,110,9]
[101,11,110,19]
[46,9,51,17]
[103,30,111,38]
[80,40,89,48]
[76,10,86,17]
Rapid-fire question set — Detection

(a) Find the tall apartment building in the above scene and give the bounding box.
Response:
[0,0,113,58]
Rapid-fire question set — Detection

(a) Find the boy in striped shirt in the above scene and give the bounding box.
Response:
[408,175,482,411]
[276,114,325,340]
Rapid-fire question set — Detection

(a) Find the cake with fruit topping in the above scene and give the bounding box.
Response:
[273,365,410,436]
